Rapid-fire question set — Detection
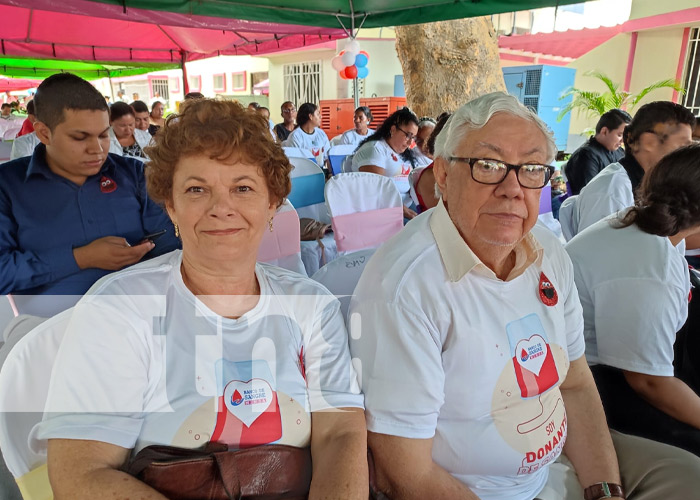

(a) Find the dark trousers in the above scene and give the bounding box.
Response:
[591,364,700,457]
[591,284,700,456]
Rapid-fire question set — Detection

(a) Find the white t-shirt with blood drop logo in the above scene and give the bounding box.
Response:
[35,250,363,455]
[352,139,413,205]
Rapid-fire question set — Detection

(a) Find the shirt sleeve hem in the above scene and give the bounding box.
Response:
[308,393,365,412]
[594,356,674,377]
[366,416,436,439]
[37,423,138,450]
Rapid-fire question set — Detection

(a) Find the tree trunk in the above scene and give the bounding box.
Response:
[395,17,505,118]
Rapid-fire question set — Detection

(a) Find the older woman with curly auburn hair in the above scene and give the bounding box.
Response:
[566,143,700,456]
[36,99,368,500]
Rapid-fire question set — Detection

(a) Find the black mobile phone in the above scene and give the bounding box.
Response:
[141,229,167,244]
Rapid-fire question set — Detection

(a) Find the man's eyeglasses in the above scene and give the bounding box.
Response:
[396,126,416,142]
[448,157,555,189]
[282,107,297,114]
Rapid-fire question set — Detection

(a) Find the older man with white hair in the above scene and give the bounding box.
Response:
[349,92,700,500]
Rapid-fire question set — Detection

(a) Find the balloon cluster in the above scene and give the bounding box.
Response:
[331,39,370,80]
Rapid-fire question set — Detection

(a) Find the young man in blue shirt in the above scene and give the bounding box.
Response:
[0,73,180,316]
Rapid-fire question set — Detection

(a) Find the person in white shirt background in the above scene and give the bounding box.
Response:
[255,105,277,141]
[9,130,40,160]
[0,103,12,119]
[412,117,436,167]
[284,102,331,167]
[352,107,419,219]
[108,102,151,160]
[350,91,700,500]
[566,143,700,457]
[339,106,374,147]
[575,101,694,235]
[130,100,151,134]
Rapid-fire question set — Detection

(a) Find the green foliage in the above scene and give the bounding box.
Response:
[557,71,685,121]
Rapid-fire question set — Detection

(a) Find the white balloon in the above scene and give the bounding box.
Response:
[345,39,361,55]
[341,51,356,66]
[331,56,345,71]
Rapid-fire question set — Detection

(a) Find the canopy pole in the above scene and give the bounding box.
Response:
[108,76,116,102]
[181,51,190,96]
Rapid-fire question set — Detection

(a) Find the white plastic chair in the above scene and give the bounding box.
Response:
[536,185,564,242]
[0,308,73,499]
[256,200,306,275]
[311,248,376,320]
[288,158,337,275]
[559,195,579,242]
[0,296,17,340]
[6,293,81,319]
[328,144,355,176]
[329,135,344,147]
[282,146,314,163]
[325,172,403,255]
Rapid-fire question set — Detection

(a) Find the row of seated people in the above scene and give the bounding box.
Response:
[558,102,700,270]
[3,76,700,500]
[9,96,189,162]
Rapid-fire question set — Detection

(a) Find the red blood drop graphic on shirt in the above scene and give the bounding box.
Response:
[231,390,244,406]
[538,272,558,306]
[391,153,398,161]
[99,175,117,193]
[212,379,282,449]
[520,349,529,362]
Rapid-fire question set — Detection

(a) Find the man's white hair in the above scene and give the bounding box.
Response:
[433,92,557,164]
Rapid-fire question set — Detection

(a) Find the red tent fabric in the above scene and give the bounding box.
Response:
[0,1,345,63]
[0,77,42,92]
[499,26,622,60]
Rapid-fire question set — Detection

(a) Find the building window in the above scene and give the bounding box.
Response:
[251,71,268,95]
[683,27,700,114]
[213,74,226,93]
[150,77,169,101]
[283,61,321,106]
[170,77,180,93]
[188,75,201,92]
[232,71,246,91]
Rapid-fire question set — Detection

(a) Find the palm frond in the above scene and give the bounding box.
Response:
[631,79,685,108]
[586,70,619,95]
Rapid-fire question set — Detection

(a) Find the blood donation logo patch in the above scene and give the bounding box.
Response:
[538,272,558,306]
[99,175,117,193]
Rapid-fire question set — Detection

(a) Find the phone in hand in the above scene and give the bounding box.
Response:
[140,229,167,244]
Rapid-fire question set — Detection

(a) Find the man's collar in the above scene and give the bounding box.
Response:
[430,198,543,282]
[25,143,53,180]
[25,144,113,183]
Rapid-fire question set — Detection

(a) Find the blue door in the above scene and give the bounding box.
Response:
[504,72,525,102]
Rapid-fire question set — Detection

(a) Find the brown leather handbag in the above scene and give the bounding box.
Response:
[127,442,312,500]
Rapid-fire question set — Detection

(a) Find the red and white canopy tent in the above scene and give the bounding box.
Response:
[0,0,346,88]
[0,0,594,93]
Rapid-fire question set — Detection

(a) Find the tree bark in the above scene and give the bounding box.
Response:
[395,17,505,118]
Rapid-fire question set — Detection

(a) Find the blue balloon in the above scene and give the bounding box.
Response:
[355,53,368,68]
[357,66,369,79]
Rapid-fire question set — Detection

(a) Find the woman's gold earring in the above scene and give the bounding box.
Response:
[268,217,274,232]
[174,223,180,238]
